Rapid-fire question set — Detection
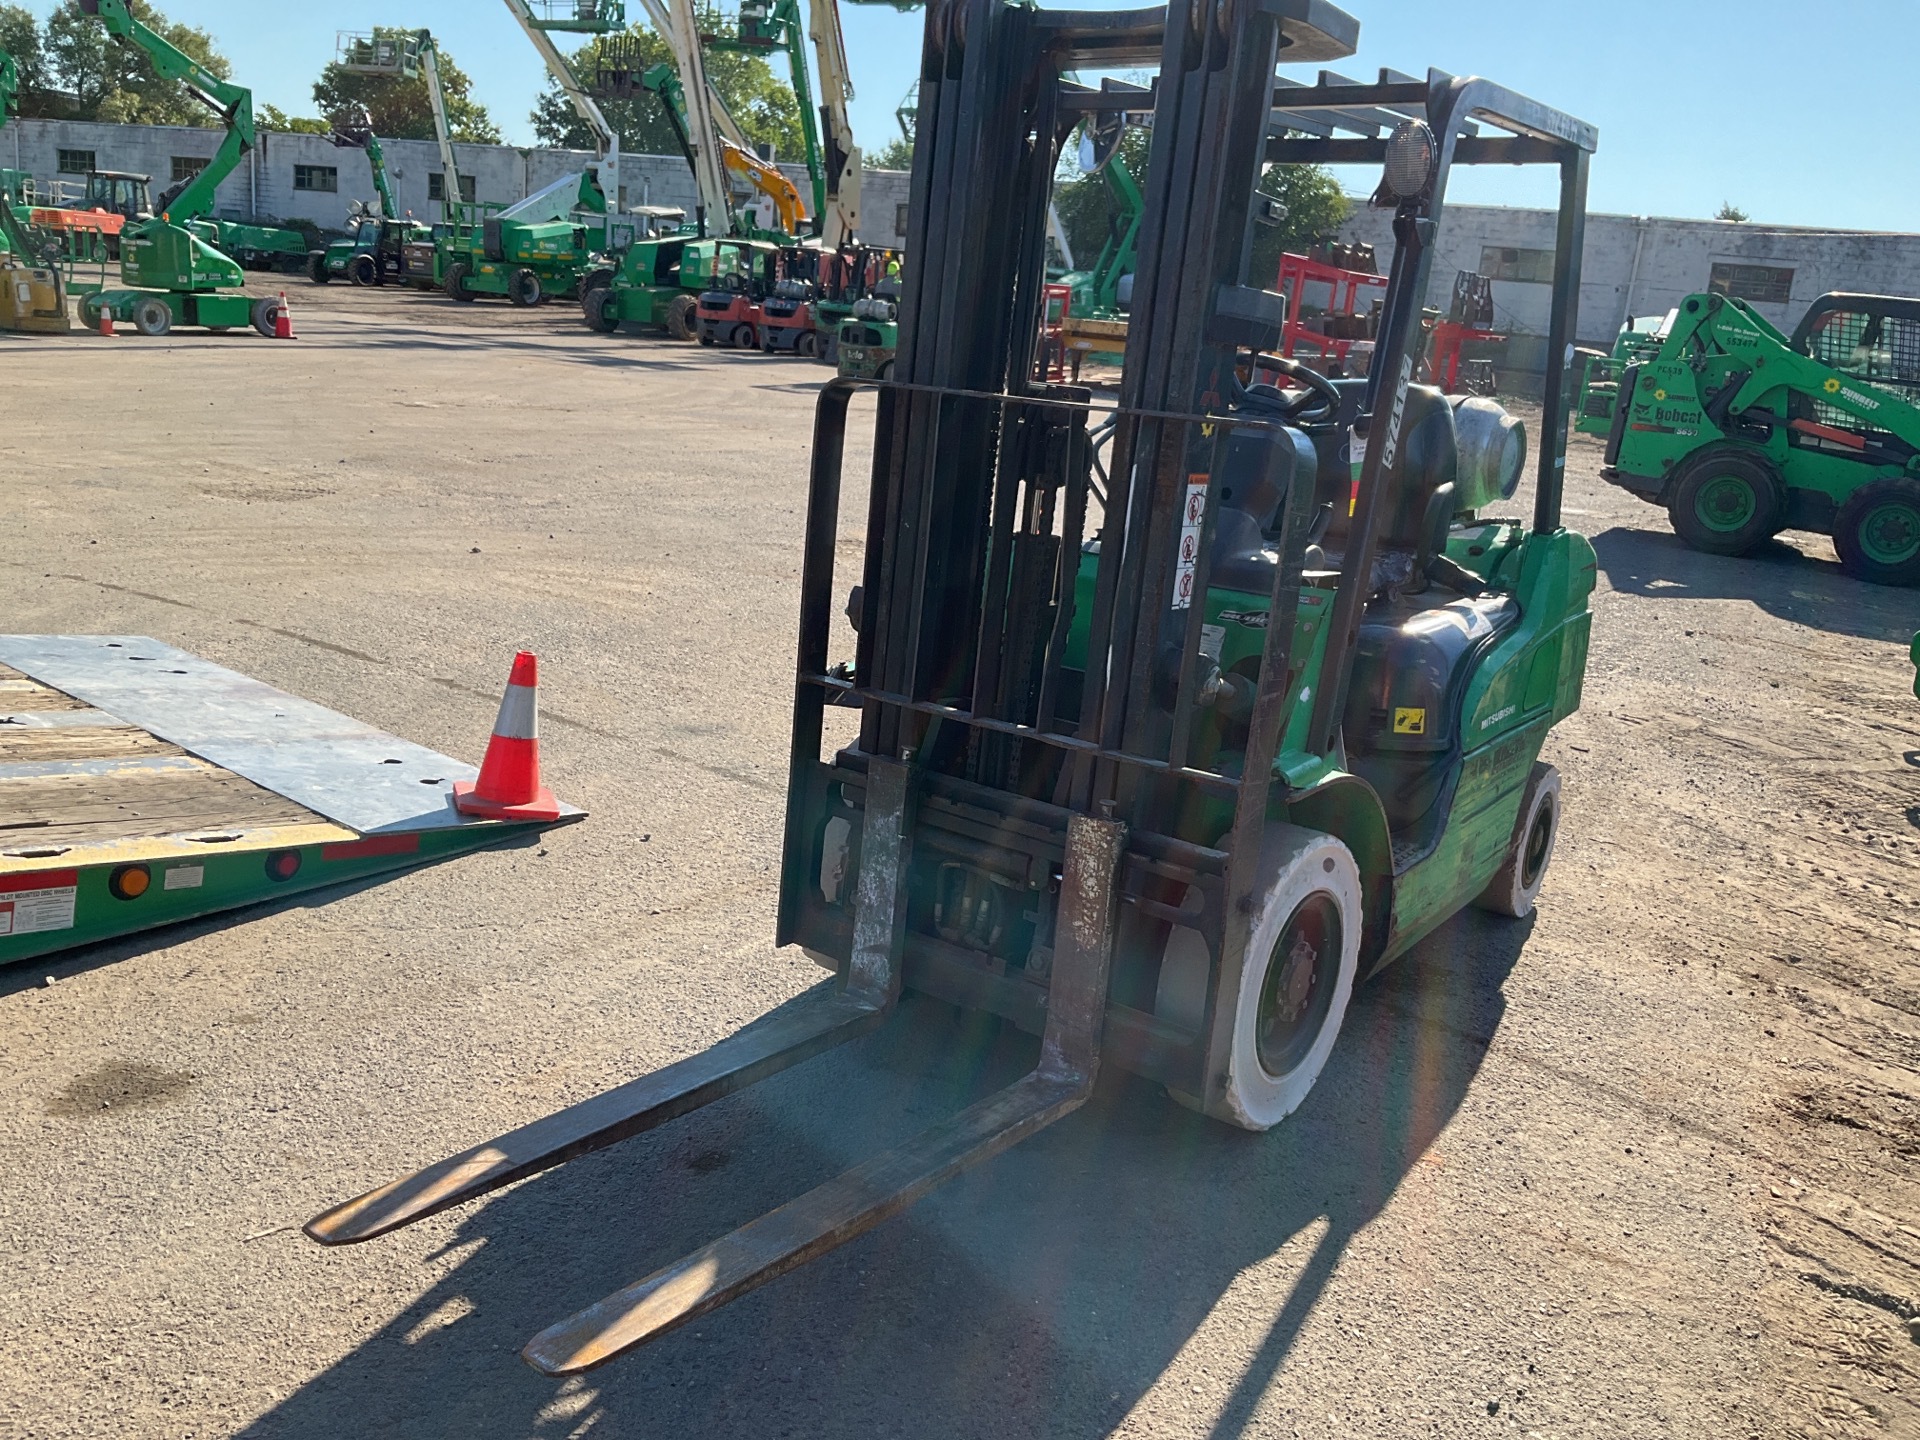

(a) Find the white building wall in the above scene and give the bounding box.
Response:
[2,117,913,245]
[1338,202,1920,360]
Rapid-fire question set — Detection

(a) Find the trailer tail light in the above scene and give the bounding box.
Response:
[265,850,302,882]
[108,864,151,901]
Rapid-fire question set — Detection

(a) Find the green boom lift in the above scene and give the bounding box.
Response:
[1601,291,1920,586]
[73,0,291,337]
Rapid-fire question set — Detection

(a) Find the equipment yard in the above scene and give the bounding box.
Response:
[2,285,1914,1439]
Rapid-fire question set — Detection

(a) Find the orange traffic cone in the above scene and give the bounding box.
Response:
[454,651,561,821]
[274,291,294,340]
[98,306,114,337]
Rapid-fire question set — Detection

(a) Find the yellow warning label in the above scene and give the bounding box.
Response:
[1393,707,1427,735]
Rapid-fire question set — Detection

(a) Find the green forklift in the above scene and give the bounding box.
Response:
[310,0,1601,1375]
[1601,291,1920,586]
[74,0,289,338]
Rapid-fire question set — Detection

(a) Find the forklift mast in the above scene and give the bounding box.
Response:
[77,0,252,224]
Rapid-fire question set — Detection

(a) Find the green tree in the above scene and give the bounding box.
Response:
[258,103,330,135]
[310,32,498,143]
[0,4,53,115]
[1715,200,1749,223]
[867,134,913,170]
[42,0,230,126]
[529,16,801,162]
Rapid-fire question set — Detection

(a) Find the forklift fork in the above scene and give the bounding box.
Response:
[308,764,1128,1376]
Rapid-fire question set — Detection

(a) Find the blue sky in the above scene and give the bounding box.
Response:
[23,0,1918,228]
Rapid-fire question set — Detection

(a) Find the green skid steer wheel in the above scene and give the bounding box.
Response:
[1835,477,1920,587]
[1667,446,1783,556]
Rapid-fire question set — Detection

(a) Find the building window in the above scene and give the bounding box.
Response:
[1709,262,1794,306]
[895,202,910,238]
[170,156,210,184]
[1479,245,1556,284]
[57,149,95,175]
[428,173,477,203]
[293,164,338,193]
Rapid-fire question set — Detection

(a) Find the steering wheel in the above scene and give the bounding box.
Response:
[1251,353,1342,421]
[723,272,747,294]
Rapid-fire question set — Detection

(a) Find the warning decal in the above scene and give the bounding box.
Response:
[1172,479,1208,611]
[1393,707,1427,736]
[0,869,79,937]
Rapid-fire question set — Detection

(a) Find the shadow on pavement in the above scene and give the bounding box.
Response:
[1592,524,1914,644]
[238,908,1533,1440]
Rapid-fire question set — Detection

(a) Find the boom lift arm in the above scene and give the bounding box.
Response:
[805,0,860,243]
[639,60,806,236]
[662,0,734,236]
[337,31,469,224]
[330,105,400,220]
[501,0,622,209]
[77,0,250,223]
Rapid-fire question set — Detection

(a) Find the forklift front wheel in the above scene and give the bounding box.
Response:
[1666,446,1783,556]
[1834,477,1920,587]
[131,297,172,337]
[1474,763,1561,919]
[507,268,543,308]
[1164,825,1361,1132]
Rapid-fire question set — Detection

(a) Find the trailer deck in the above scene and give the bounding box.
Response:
[0,636,581,965]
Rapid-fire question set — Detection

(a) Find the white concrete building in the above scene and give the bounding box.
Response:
[1338,202,1920,381]
[1,116,914,245]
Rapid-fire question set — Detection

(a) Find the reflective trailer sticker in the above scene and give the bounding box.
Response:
[164,865,205,891]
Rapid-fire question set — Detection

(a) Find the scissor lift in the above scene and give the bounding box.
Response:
[311,0,1598,1375]
[0,638,580,966]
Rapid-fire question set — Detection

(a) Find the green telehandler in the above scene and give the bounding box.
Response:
[309,0,1602,1374]
[73,0,290,337]
[1601,291,1920,586]
[306,106,431,287]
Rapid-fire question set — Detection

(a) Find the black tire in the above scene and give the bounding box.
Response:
[699,334,715,347]
[507,267,542,308]
[1666,445,1784,556]
[1833,476,1920,587]
[1475,763,1561,918]
[665,293,698,341]
[250,295,284,339]
[306,251,330,285]
[80,295,105,329]
[583,286,619,334]
[876,359,895,382]
[131,297,172,337]
[579,266,615,303]
[445,262,476,303]
[796,328,818,359]
[346,253,378,288]
[732,322,757,349]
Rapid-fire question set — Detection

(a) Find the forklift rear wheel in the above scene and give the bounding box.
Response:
[131,297,172,337]
[445,263,475,303]
[797,329,818,358]
[306,251,329,285]
[508,268,543,308]
[249,295,284,338]
[732,323,757,349]
[665,294,699,341]
[1666,446,1783,556]
[1474,763,1561,919]
[1162,824,1361,1132]
[1834,477,1920,587]
[582,286,619,334]
[80,295,104,328]
[877,360,895,382]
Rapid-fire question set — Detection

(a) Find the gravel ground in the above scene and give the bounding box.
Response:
[0,282,1914,1440]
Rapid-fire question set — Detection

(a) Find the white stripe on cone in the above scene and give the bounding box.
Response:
[493,682,538,741]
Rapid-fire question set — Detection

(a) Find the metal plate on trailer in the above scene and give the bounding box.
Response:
[0,636,582,835]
